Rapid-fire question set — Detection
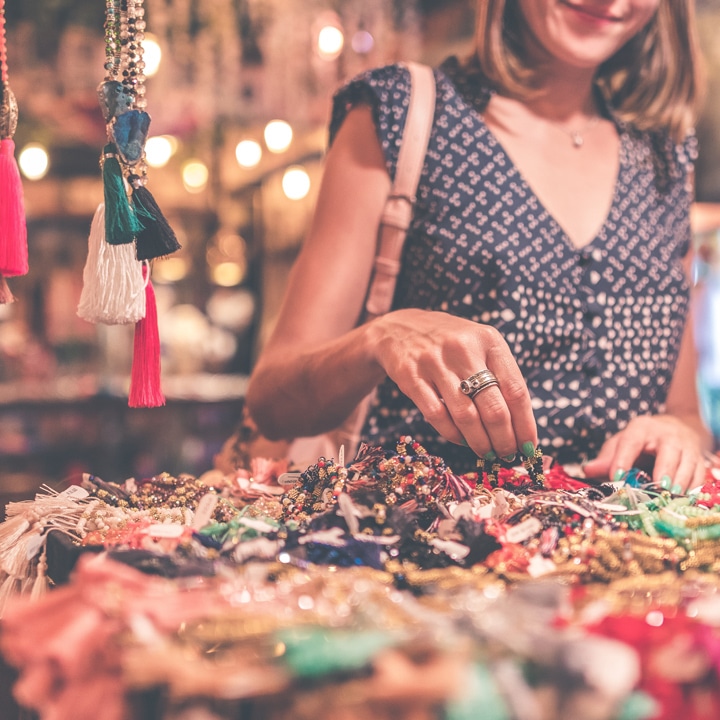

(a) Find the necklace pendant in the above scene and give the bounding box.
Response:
[571,132,584,148]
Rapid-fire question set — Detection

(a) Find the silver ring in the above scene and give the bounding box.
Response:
[459,369,499,399]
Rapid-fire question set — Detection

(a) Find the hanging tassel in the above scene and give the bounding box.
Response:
[0,514,30,549]
[0,274,14,303]
[0,530,34,579]
[129,174,182,260]
[102,142,143,245]
[77,203,146,324]
[129,264,165,408]
[0,573,19,618]
[0,137,27,276]
[29,548,48,602]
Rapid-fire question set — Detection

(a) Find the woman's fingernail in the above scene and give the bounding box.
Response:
[522,441,535,458]
[612,468,626,483]
[671,483,684,495]
[660,475,672,490]
[484,451,496,460]
[503,454,516,463]
[460,438,469,446]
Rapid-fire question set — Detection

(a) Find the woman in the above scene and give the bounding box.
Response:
[246,0,711,489]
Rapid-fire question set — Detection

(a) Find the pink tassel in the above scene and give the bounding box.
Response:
[128,265,165,408]
[0,274,14,303]
[0,138,28,277]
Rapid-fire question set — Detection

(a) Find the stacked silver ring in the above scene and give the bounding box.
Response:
[459,369,499,399]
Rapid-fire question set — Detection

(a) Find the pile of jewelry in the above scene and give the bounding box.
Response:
[2,437,720,720]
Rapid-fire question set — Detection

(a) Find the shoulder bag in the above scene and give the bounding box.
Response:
[289,61,437,467]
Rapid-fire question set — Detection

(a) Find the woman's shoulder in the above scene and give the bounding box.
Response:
[329,63,413,146]
[333,63,414,106]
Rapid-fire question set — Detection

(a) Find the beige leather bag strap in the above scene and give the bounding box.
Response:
[364,61,436,318]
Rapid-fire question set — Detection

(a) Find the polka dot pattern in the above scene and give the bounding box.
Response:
[330,59,695,471]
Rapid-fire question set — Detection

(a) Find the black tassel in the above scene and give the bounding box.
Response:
[129,175,182,260]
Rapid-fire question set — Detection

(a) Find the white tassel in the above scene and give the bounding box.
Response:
[30,548,48,601]
[0,573,20,618]
[77,203,146,325]
[0,532,33,578]
[0,514,30,547]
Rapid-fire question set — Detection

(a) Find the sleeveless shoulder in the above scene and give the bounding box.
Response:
[329,64,413,182]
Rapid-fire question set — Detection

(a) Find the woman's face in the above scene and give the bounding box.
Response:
[515,0,661,70]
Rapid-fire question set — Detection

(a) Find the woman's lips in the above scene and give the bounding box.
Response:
[560,2,622,23]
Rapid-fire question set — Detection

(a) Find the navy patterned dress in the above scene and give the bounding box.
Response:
[329,57,695,472]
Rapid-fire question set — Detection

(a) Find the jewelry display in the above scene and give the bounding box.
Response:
[78,0,181,408]
[0,436,719,720]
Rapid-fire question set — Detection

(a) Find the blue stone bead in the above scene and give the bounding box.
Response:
[111,109,151,165]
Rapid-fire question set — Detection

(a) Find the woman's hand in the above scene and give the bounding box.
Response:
[582,414,708,491]
[368,308,538,460]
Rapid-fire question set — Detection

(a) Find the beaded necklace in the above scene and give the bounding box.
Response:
[79,0,181,409]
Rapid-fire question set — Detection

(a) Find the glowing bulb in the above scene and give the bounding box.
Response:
[351,30,374,54]
[145,135,176,167]
[182,159,208,193]
[235,139,262,168]
[282,166,310,200]
[18,143,49,180]
[153,257,189,283]
[212,262,245,287]
[317,25,344,60]
[264,120,293,154]
[142,33,162,77]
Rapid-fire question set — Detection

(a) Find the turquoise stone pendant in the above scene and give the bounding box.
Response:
[111,110,151,165]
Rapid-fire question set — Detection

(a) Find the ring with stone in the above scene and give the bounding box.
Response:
[459,369,499,399]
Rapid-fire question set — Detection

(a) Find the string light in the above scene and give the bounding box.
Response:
[264,120,293,154]
[317,24,344,60]
[235,139,262,168]
[145,135,177,168]
[141,32,162,77]
[282,166,310,200]
[18,143,49,180]
[182,159,208,193]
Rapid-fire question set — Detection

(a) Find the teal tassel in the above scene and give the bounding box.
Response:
[102,143,143,245]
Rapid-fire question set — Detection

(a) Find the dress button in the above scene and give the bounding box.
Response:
[578,252,591,267]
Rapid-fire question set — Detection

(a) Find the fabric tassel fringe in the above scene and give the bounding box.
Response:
[102,143,143,246]
[129,266,165,408]
[29,549,48,602]
[77,203,146,325]
[0,137,28,277]
[129,175,182,260]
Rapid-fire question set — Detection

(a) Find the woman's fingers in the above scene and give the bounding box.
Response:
[408,379,470,447]
[584,415,707,490]
[652,439,683,491]
[374,310,537,457]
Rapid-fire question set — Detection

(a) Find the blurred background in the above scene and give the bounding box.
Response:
[0,0,719,497]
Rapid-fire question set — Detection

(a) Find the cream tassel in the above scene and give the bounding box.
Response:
[77,203,146,325]
[29,547,48,601]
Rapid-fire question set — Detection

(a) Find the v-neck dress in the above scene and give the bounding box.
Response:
[329,57,696,471]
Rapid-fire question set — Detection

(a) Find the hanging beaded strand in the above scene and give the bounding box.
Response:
[124,0,151,188]
[120,0,181,263]
[124,0,148,110]
[103,0,122,83]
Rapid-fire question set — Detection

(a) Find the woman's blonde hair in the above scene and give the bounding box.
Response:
[474,0,704,141]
